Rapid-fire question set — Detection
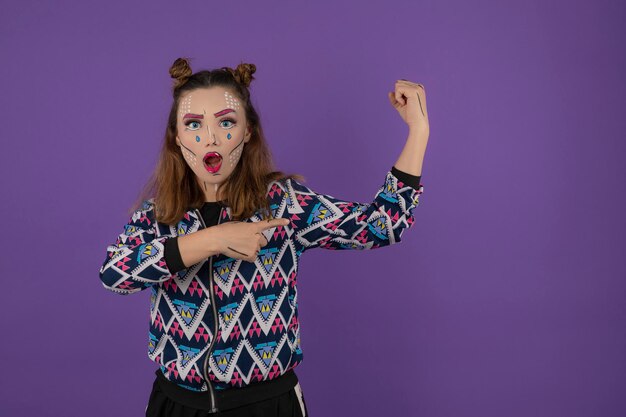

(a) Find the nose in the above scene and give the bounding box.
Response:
[204,125,218,146]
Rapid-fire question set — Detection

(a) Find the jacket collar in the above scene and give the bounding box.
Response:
[175,205,233,236]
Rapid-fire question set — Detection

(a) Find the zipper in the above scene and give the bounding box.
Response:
[195,206,223,414]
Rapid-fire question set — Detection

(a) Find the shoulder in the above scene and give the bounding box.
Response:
[128,198,157,228]
[142,198,156,210]
[266,176,300,193]
[266,176,315,198]
[136,198,156,214]
[263,177,316,214]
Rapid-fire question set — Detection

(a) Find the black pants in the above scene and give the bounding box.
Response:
[145,369,309,417]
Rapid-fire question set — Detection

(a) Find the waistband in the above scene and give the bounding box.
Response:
[154,368,299,412]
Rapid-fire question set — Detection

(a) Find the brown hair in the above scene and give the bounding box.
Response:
[131,57,305,225]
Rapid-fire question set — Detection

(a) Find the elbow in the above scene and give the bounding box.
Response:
[98,265,113,288]
[389,214,417,244]
[100,281,137,295]
[387,228,407,247]
[99,265,134,295]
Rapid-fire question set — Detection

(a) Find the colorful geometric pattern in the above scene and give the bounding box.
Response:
[99,170,424,392]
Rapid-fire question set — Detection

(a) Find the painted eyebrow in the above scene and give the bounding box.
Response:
[213,108,236,117]
[183,113,204,120]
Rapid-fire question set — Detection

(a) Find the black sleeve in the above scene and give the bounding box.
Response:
[164,236,187,274]
[391,166,422,189]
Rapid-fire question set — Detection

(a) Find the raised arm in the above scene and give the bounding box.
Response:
[98,200,176,295]
[287,167,424,252]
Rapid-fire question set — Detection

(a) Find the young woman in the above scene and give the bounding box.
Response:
[99,57,429,417]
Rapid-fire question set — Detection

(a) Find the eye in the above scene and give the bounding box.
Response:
[220,118,236,129]
[184,120,201,130]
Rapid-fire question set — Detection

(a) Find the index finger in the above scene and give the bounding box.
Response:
[256,218,290,231]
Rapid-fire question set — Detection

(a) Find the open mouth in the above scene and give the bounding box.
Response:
[203,152,223,173]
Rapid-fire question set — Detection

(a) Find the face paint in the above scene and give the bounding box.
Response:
[214,108,236,117]
[224,91,241,110]
[207,124,214,143]
[204,151,222,173]
[177,87,249,202]
[180,142,198,168]
[179,95,193,121]
[228,138,244,168]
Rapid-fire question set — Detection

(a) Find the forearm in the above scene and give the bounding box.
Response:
[393,128,428,177]
[99,236,173,294]
[177,228,221,268]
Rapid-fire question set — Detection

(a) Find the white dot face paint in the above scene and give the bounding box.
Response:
[177,87,249,202]
[229,142,243,168]
[179,94,193,122]
[181,146,198,168]
[224,91,241,110]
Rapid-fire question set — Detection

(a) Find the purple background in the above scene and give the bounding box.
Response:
[1,1,624,416]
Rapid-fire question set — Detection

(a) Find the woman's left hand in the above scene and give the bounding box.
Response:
[388,80,429,136]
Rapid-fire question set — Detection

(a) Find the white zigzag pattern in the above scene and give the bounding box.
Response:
[211,239,294,294]
[153,290,212,340]
[151,285,294,375]
[149,330,211,381]
[208,331,291,385]
[105,238,170,286]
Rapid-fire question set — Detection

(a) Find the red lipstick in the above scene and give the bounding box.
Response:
[203,152,222,173]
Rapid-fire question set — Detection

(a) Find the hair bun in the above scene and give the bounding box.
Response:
[234,63,256,88]
[169,57,193,89]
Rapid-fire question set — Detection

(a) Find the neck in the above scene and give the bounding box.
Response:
[199,179,222,202]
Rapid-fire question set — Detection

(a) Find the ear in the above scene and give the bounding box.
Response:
[176,136,181,146]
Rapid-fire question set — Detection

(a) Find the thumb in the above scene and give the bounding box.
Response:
[388,91,400,108]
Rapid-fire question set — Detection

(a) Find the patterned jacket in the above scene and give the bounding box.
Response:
[98,167,424,394]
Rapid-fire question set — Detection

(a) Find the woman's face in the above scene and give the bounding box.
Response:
[176,86,251,201]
